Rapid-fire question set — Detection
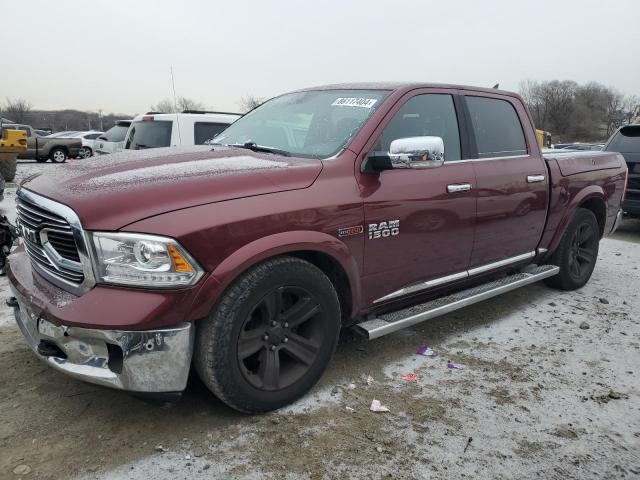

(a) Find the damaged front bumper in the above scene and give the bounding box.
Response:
[11,295,194,392]
[8,248,195,393]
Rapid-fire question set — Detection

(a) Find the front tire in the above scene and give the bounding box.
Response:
[194,256,341,413]
[544,208,600,290]
[49,148,68,163]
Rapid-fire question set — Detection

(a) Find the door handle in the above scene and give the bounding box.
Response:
[527,175,545,183]
[447,183,472,193]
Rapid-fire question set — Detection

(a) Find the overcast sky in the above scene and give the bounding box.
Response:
[2,0,639,115]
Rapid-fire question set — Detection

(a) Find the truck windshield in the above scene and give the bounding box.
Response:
[212,89,390,158]
[101,125,129,142]
[606,126,640,153]
[125,120,172,150]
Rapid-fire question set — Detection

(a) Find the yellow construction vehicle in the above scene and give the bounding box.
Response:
[536,129,552,149]
[0,126,27,181]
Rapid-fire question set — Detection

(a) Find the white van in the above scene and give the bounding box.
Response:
[124,111,241,150]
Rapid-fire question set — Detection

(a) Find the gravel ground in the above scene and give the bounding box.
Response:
[0,163,639,479]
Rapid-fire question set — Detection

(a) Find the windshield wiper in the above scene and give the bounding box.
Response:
[226,142,291,157]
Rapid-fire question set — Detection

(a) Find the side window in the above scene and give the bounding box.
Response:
[85,133,101,140]
[194,122,229,145]
[466,96,527,158]
[374,94,461,161]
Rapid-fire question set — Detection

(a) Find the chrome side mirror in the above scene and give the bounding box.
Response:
[388,136,445,169]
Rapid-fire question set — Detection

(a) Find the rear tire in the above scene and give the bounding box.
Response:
[544,208,600,290]
[194,256,341,413]
[49,148,67,163]
[78,146,92,158]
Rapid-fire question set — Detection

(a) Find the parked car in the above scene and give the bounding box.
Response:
[94,120,132,155]
[604,124,640,216]
[8,83,626,414]
[124,111,240,150]
[64,131,104,158]
[3,124,81,162]
[46,131,80,138]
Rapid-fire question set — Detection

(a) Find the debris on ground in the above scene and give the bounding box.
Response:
[447,361,463,370]
[347,383,357,390]
[401,372,419,383]
[599,298,610,304]
[579,321,590,330]
[417,344,436,356]
[463,437,473,453]
[154,445,167,453]
[370,399,390,412]
[364,375,375,386]
[13,464,31,475]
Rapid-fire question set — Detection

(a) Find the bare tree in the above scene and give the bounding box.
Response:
[238,95,265,113]
[176,97,205,111]
[2,98,32,123]
[151,97,205,113]
[150,98,176,113]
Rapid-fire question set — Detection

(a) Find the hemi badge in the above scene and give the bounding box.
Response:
[338,225,364,237]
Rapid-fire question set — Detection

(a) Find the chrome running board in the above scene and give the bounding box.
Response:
[356,264,559,340]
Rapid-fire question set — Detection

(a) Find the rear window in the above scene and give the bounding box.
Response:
[194,122,229,145]
[466,96,528,159]
[125,120,172,150]
[102,125,129,142]
[606,126,640,153]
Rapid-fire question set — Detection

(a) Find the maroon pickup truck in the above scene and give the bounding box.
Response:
[8,83,627,413]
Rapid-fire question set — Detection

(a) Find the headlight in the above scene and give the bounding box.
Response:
[90,232,203,287]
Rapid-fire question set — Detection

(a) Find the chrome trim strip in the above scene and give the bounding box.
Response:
[444,154,530,165]
[467,251,535,276]
[372,251,536,304]
[17,188,96,295]
[373,271,468,304]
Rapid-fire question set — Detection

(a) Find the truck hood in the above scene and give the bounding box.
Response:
[21,146,323,230]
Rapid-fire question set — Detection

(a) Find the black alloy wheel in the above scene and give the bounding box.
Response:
[237,286,324,391]
[545,208,600,290]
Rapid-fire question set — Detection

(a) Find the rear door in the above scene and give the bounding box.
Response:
[358,90,477,305]
[464,94,548,270]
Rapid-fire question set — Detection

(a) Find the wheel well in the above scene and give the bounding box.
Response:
[288,251,353,325]
[50,146,68,155]
[579,197,606,236]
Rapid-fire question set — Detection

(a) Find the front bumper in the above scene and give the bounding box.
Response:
[7,247,196,393]
[611,208,623,234]
[10,294,194,392]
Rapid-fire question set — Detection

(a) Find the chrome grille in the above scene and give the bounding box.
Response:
[17,194,84,285]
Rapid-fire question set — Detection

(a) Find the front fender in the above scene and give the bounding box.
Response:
[187,230,362,321]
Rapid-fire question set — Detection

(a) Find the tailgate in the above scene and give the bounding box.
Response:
[543,150,623,176]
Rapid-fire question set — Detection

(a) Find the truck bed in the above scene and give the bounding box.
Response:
[542,149,624,176]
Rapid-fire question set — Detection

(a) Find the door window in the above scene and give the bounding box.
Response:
[374,94,461,161]
[466,96,527,158]
[194,122,230,145]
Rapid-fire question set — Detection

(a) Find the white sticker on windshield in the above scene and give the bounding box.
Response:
[332,98,377,108]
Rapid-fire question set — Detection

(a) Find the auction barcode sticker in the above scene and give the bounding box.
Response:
[332,98,377,108]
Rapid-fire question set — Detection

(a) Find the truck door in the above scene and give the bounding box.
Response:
[464,94,548,270]
[357,91,476,306]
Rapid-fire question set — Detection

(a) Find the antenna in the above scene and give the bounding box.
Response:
[170,66,182,144]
